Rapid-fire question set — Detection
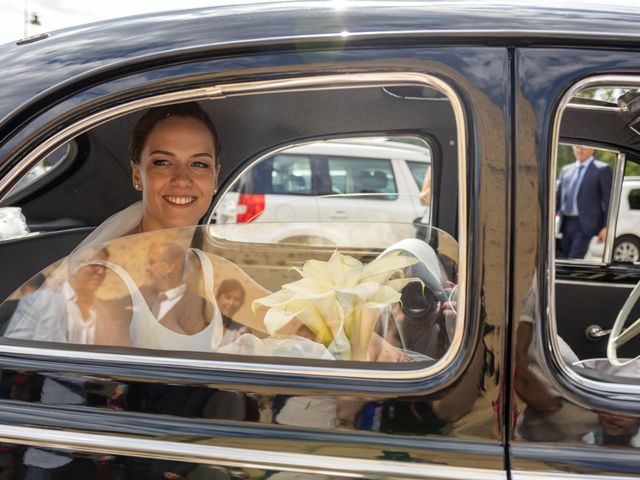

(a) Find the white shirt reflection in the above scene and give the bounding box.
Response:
[154,283,187,321]
[62,282,96,345]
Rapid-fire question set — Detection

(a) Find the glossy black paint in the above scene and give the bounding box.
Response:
[0,2,638,479]
[0,41,509,480]
[511,47,640,476]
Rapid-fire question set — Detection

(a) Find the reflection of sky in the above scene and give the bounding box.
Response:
[518,49,640,142]
[0,2,639,127]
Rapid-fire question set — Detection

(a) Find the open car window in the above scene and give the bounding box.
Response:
[551,81,640,390]
[0,223,459,366]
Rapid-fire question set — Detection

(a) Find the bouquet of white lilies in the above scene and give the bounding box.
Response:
[253,250,421,360]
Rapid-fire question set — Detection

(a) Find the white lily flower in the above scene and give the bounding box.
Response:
[252,250,422,360]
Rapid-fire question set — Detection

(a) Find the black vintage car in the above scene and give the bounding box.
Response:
[0,2,639,479]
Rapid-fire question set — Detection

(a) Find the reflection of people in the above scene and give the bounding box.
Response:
[556,146,612,259]
[419,166,431,225]
[0,273,44,335]
[514,276,597,441]
[5,249,109,343]
[144,243,210,335]
[216,279,245,318]
[216,279,249,344]
[419,166,431,206]
[583,412,640,447]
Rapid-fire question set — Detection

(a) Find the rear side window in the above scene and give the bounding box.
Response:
[327,156,397,197]
[629,188,640,210]
[270,155,313,195]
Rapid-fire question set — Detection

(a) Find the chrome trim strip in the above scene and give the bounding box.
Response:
[549,75,640,395]
[0,72,467,382]
[566,102,621,112]
[556,279,635,289]
[555,258,605,267]
[513,471,631,480]
[604,153,626,263]
[0,425,505,480]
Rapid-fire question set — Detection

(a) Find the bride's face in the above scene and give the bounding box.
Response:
[131,115,219,232]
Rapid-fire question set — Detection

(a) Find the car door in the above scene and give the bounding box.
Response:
[0,9,510,480]
[511,46,640,478]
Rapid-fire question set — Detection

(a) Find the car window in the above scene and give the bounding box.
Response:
[0,76,464,378]
[327,156,397,198]
[271,154,313,195]
[407,160,429,190]
[551,83,640,389]
[629,187,640,211]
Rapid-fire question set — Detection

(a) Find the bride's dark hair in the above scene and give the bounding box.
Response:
[128,101,221,165]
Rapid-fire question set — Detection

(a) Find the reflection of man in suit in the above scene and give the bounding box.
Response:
[556,146,612,259]
[145,243,210,335]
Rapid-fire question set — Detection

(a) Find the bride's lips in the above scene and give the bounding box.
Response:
[163,195,197,206]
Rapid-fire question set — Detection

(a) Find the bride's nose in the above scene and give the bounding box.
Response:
[170,164,193,186]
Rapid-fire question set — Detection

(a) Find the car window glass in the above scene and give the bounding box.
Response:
[0,80,460,377]
[611,160,640,263]
[552,84,640,387]
[407,161,428,189]
[0,223,459,366]
[327,156,396,198]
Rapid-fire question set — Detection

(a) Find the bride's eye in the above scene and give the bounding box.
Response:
[192,161,210,169]
[152,159,170,166]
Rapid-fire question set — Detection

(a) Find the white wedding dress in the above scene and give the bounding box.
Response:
[88,248,224,352]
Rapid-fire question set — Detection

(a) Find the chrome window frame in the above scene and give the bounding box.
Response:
[0,72,467,382]
[549,74,640,395]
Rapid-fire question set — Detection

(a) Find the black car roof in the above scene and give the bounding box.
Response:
[0,0,639,131]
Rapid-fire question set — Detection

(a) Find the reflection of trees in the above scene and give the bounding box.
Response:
[556,144,619,173]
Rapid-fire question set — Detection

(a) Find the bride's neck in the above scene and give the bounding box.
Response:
[130,221,197,248]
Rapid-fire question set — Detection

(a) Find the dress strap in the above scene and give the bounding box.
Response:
[190,248,224,349]
[86,259,147,309]
[85,259,166,348]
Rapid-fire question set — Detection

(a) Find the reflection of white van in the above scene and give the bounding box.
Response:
[612,177,640,262]
[212,138,431,245]
[580,177,640,262]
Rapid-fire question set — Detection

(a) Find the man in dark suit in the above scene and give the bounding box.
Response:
[556,145,613,259]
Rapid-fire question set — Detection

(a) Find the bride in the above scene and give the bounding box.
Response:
[83,102,273,351]
[72,102,328,357]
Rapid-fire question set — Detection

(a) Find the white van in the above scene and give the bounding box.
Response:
[212,137,431,246]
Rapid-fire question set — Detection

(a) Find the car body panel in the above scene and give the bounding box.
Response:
[0,2,638,479]
[0,24,510,480]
